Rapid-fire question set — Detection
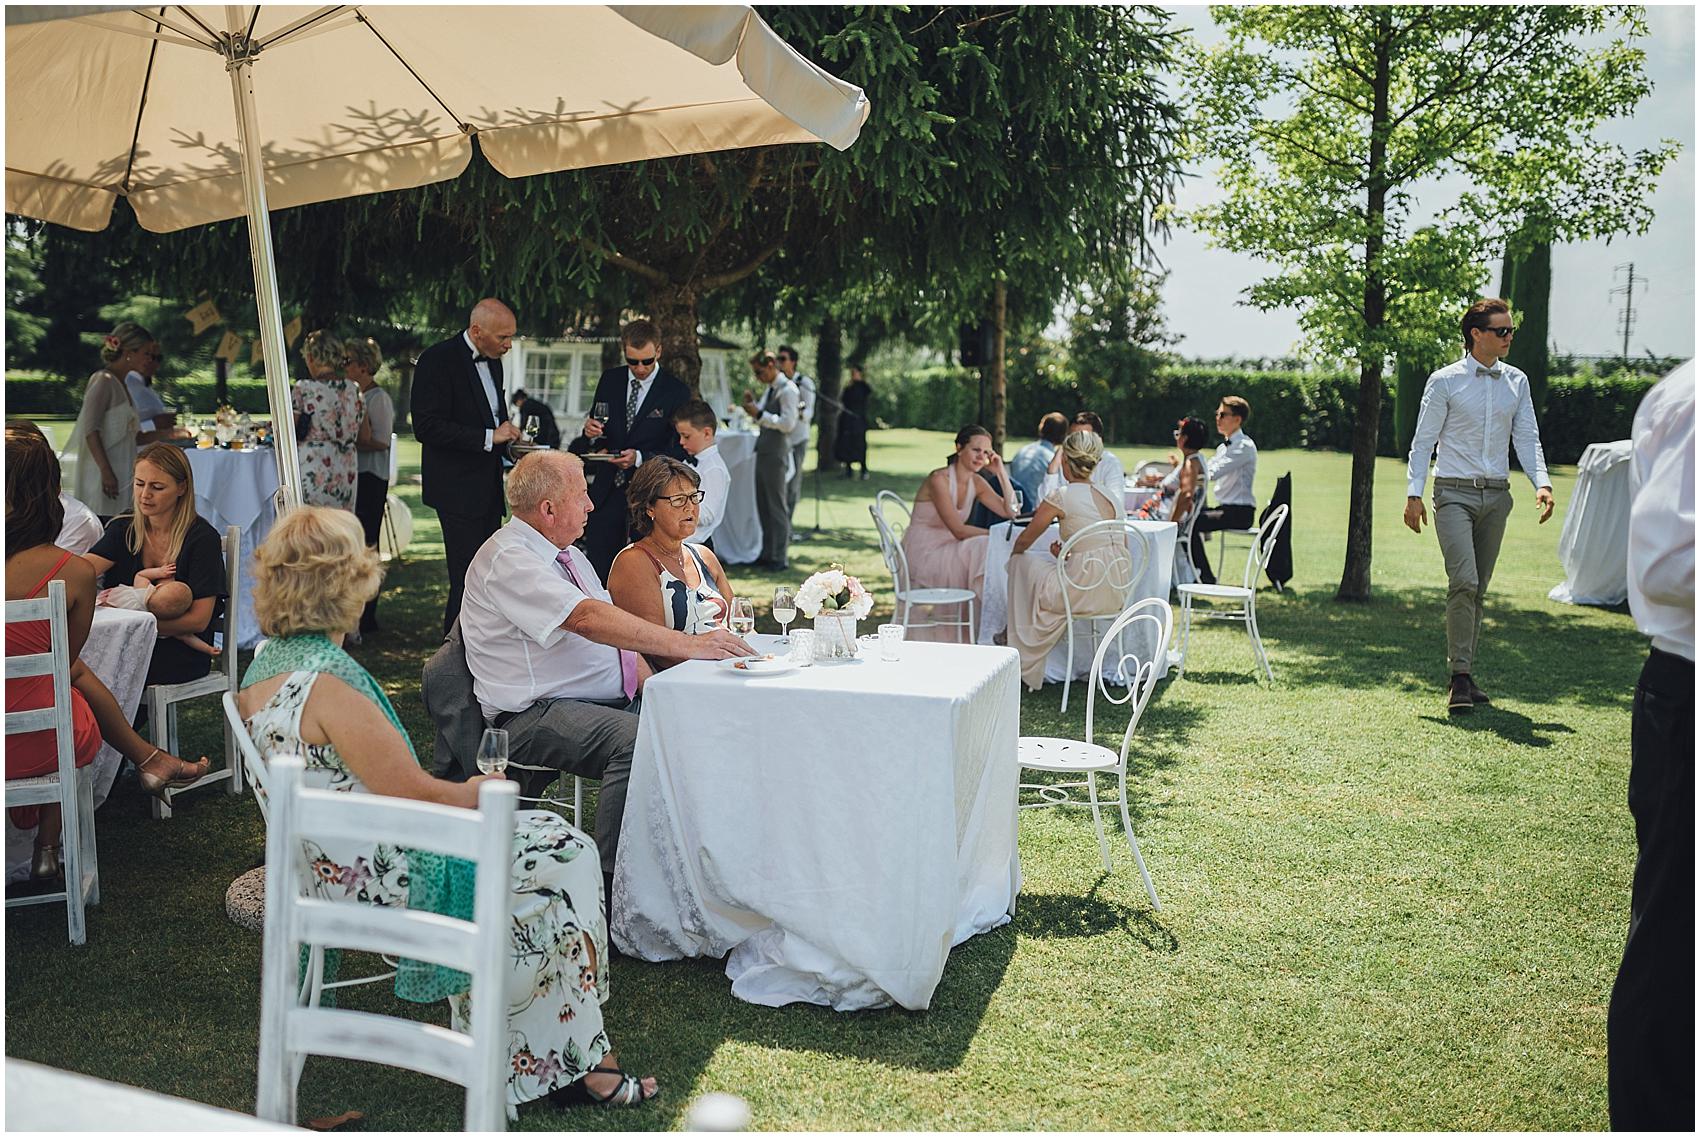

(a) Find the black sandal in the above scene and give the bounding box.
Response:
[548,1065,659,1109]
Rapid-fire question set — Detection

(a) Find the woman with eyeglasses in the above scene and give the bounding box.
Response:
[70,321,151,520]
[292,329,363,511]
[1134,416,1209,523]
[606,456,735,671]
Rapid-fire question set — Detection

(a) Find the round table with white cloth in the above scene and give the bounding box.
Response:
[979,518,1177,682]
[5,606,157,883]
[1548,439,1633,607]
[185,446,279,648]
[712,430,764,565]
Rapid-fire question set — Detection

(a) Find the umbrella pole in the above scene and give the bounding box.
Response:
[225,21,300,514]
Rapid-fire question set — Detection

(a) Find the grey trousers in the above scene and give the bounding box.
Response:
[1433,479,1513,675]
[787,438,809,519]
[756,439,791,565]
[499,696,637,877]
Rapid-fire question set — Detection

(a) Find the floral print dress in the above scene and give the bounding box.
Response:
[292,376,361,509]
[245,670,612,1106]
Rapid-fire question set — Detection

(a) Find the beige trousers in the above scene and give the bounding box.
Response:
[1433,480,1513,675]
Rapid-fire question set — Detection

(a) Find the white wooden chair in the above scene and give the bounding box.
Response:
[1017,596,1171,909]
[149,525,243,819]
[869,491,976,643]
[257,754,517,1131]
[1175,504,1290,683]
[5,580,100,944]
[1056,518,1150,714]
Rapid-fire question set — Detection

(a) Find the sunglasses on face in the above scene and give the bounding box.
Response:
[625,355,657,367]
[1481,326,1517,338]
[658,490,706,509]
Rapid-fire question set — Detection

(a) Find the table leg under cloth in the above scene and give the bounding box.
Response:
[611,638,1022,1010]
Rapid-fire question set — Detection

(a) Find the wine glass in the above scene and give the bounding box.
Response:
[476,728,509,777]
[771,586,796,644]
[523,414,540,444]
[729,598,755,640]
[590,401,610,450]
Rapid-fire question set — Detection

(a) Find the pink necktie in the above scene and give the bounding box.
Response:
[556,547,639,701]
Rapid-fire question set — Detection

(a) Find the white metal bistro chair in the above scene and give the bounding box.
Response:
[5,580,100,944]
[869,491,976,643]
[257,754,517,1132]
[1175,504,1289,683]
[1017,596,1171,909]
[379,433,413,562]
[1056,518,1150,714]
[1214,522,1260,576]
[148,524,243,819]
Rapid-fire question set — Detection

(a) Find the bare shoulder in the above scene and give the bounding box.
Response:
[609,545,658,585]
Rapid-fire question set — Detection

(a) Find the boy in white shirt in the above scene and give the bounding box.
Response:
[673,400,730,551]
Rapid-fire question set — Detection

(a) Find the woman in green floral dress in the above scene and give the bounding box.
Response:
[236,506,657,1112]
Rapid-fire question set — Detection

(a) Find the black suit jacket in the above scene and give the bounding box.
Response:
[412,333,508,518]
[517,399,561,449]
[567,366,691,504]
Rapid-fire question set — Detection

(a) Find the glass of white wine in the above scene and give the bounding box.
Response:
[476,727,509,777]
[771,586,795,644]
[729,597,755,640]
[523,414,540,444]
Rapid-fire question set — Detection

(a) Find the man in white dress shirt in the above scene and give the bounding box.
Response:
[741,351,800,569]
[1606,362,1693,1131]
[672,400,730,550]
[1404,298,1553,714]
[459,450,753,884]
[1191,396,1258,585]
[778,345,817,522]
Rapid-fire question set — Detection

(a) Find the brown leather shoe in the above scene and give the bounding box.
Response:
[1468,678,1490,704]
[1448,674,1474,715]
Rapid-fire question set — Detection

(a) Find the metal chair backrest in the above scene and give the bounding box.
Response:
[256,755,517,1132]
[1082,597,1173,770]
[1241,504,1290,591]
[868,499,912,597]
[1057,518,1151,622]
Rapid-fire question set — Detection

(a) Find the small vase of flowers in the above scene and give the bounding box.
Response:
[795,564,874,660]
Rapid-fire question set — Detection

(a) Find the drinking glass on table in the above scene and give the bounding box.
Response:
[476,728,509,776]
[523,415,540,444]
[729,597,755,640]
[771,586,796,644]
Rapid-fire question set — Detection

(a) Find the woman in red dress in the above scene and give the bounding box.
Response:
[5,425,207,881]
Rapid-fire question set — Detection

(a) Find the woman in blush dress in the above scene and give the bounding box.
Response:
[899,424,1018,641]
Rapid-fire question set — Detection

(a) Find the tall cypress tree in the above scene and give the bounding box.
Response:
[1499,228,1553,414]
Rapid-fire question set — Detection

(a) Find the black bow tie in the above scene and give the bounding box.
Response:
[474,354,497,365]
[684,454,699,467]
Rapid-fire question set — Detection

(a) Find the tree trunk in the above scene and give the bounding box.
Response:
[1337,15,1394,602]
[815,314,843,469]
[645,282,702,393]
[990,281,1008,452]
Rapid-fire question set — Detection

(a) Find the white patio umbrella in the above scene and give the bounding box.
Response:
[5,4,868,503]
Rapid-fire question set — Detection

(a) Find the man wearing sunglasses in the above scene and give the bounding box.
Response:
[1404,297,1554,716]
[570,319,690,578]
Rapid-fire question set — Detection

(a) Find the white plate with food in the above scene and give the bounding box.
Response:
[722,653,798,675]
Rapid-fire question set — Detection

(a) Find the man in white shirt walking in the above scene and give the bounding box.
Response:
[672,400,730,550]
[459,451,753,884]
[1404,297,1554,715]
[1607,362,1693,1132]
[1192,396,1259,584]
[778,345,816,523]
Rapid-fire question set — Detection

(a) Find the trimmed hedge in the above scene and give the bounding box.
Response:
[5,374,279,416]
[872,363,1657,465]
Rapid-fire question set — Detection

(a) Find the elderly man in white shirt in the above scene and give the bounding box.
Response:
[741,350,800,569]
[1606,361,1693,1132]
[778,345,817,522]
[459,450,753,884]
[1404,298,1554,714]
[1190,396,1258,584]
[671,400,730,549]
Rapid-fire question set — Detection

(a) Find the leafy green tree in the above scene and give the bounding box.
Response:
[1066,265,1177,441]
[5,225,49,364]
[1186,5,1678,600]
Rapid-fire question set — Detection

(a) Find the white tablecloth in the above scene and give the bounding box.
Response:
[7,1059,288,1131]
[979,519,1176,682]
[712,431,763,565]
[185,447,279,648]
[6,607,157,883]
[612,635,1022,1010]
[1549,440,1633,607]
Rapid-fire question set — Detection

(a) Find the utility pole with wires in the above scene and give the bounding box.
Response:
[1609,262,1648,367]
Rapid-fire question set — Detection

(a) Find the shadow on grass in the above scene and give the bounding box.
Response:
[1416,708,1578,748]
[1016,877,1178,954]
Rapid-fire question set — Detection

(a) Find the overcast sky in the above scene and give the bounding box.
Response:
[1157,4,1695,362]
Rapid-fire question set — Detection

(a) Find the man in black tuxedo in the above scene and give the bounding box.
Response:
[510,389,561,448]
[567,319,690,578]
[411,297,521,634]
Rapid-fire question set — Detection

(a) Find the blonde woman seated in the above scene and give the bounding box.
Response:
[607,457,734,671]
[1007,430,1133,691]
[236,507,658,1112]
[900,425,1018,641]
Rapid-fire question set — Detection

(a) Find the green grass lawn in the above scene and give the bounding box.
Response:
[5,426,1639,1129]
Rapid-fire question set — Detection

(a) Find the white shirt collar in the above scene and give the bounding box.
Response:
[1465,353,1503,377]
[463,330,482,360]
[1223,429,1244,445]
[505,515,567,561]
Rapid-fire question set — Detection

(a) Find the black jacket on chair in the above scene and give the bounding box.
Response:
[566,366,691,507]
[411,333,508,519]
[1260,472,1293,589]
